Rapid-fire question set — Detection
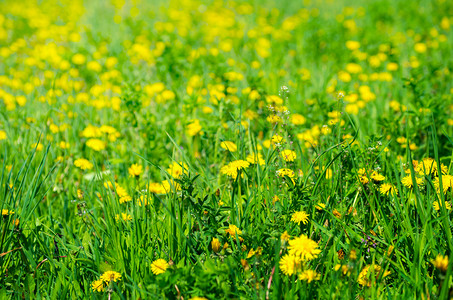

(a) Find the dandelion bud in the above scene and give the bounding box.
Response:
[211,238,221,253]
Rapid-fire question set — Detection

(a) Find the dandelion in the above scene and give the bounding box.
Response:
[299,269,321,282]
[100,271,122,283]
[2,209,14,216]
[281,231,290,242]
[115,213,132,222]
[370,171,385,181]
[91,279,105,292]
[401,175,424,188]
[279,254,300,275]
[288,234,321,261]
[86,138,106,151]
[220,141,238,152]
[128,163,143,177]
[379,183,398,196]
[166,162,188,178]
[137,195,149,206]
[433,175,453,193]
[187,119,202,136]
[31,142,44,151]
[291,114,306,125]
[280,149,297,162]
[225,224,242,237]
[291,210,309,225]
[315,203,326,211]
[357,265,390,287]
[246,153,265,165]
[433,201,452,211]
[276,168,295,178]
[0,130,7,140]
[211,238,221,253]
[74,158,93,170]
[151,259,169,275]
[431,254,448,272]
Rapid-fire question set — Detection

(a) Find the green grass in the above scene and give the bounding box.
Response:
[0,0,453,298]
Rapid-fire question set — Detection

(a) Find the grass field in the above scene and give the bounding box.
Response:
[1,0,453,298]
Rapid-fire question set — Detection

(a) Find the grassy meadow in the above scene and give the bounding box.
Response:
[1,0,453,298]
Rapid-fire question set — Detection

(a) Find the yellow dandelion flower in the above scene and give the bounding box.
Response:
[433,201,452,211]
[279,254,300,275]
[220,141,238,152]
[100,271,122,283]
[280,150,297,162]
[0,130,7,140]
[225,224,242,236]
[276,168,295,178]
[246,153,265,165]
[151,259,169,275]
[86,139,106,151]
[291,211,309,225]
[91,279,105,292]
[128,163,143,177]
[115,213,132,222]
[299,269,321,283]
[379,183,398,196]
[74,158,93,170]
[288,234,321,261]
[357,265,390,287]
[211,238,221,253]
[431,254,448,272]
[2,209,14,216]
[187,119,202,136]
[401,175,424,189]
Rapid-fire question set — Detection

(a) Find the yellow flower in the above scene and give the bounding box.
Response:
[414,43,427,53]
[379,183,398,196]
[91,279,105,292]
[74,158,93,170]
[357,265,390,287]
[267,115,282,124]
[346,40,360,50]
[291,114,306,125]
[128,163,143,177]
[86,138,106,151]
[370,171,385,181]
[0,130,7,140]
[225,224,242,236]
[220,141,238,152]
[246,153,265,165]
[115,213,132,222]
[166,162,188,178]
[137,195,149,207]
[315,203,326,211]
[100,271,122,283]
[433,175,453,193]
[2,209,14,216]
[211,238,221,253]
[279,254,300,275]
[31,142,44,151]
[299,269,320,282]
[276,168,295,178]
[433,201,452,211]
[431,254,449,272]
[281,231,290,242]
[187,119,202,136]
[291,211,309,225]
[151,259,169,275]
[280,150,297,162]
[401,175,424,188]
[288,234,321,261]
[220,160,250,179]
